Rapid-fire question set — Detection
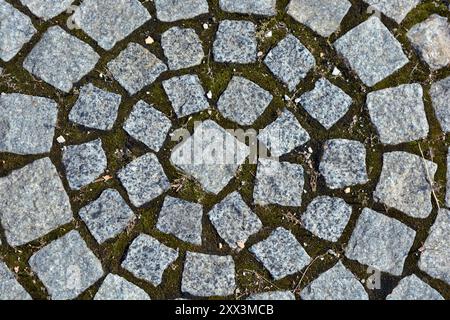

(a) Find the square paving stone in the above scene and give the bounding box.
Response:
[0,93,58,155]
[208,192,262,249]
[430,76,450,133]
[0,158,73,247]
[156,196,203,245]
[0,0,36,62]
[23,26,99,93]
[73,0,151,50]
[250,227,311,280]
[121,234,178,286]
[287,0,352,37]
[387,275,443,300]
[246,291,296,300]
[69,83,122,131]
[123,100,172,152]
[161,27,204,70]
[181,252,235,297]
[108,43,167,95]
[407,15,450,70]
[79,189,136,244]
[253,158,305,207]
[298,78,353,130]
[319,139,368,189]
[419,209,450,285]
[219,0,277,16]
[0,261,32,300]
[20,0,74,20]
[367,84,428,145]
[301,196,352,242]
[334,17,409,87]
[62,139,107,190]
[29,230,104,300]
[94,274,150,300]
[154,0,209,22]
[264,34,315,91]
[217,76,273,126]
[213,20,257,64]
[345,208,416,276]
[363,0,420,23]
[162,75,209,118]
[170,120,249,194]
[118,153,170,207]
[374,151,437,219]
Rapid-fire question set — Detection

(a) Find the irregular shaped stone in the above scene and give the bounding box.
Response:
[95,274,150,300]
[170,120,249,194]
[334,17,409,86]
[247,291,295,300]
[300,261,368,300]
[407,14,450,70]
[62,139,107,190]
[250,227,311,280]
[161,27,204,70]
[298,78,353,130]
[156,196,203,245]
[79,189,135,244]
[217,76,273,125]
[431,76,450,133]
[419,209,450,285]
[122,234,178,286]
[154,0,209,22]
[264,34,315,91]
[0,158,72,247]
[367,84,428,145]
[20,0,74,20]
[123,100,172,152]
[29,230,103,300]
[374,151,437,219]
[254,158,305,207]
[364,0,420,23]
[345,208,416,276]
[118,153,170,207]
[69,83,122,131]
[23,26,99,92]
[219,0,276,16]
[108,43,167,95]
[0,93,58,155]
[213,20,257,64]
[387,275,444,300]
[73,0,151,50]
[287,0,351,37]
[0,261,32,300]
[181,252,235,297]
[162,75,209,118]
[301,196,352,242]
[258,109,310,157]
[0,0,36,62]
[209,192,262,249]
[447,149,450,208]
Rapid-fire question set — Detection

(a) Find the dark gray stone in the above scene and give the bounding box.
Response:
[387,275,444,300]
[154,0,209,22]
[161,27,204,70]
[364,0,420,23]
[430,76,450,133]
[20,0,74,20]
[219,0,276,16]
[246,291,295,300]
[95,274,150,300]
[0,261,32,300]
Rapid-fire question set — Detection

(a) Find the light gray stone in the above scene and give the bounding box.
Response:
[250,227,311,280]
[79,189,135,244]
[95,274,150,300]
[156,196,203,245]
[154,0,209,22]
[247,291,295,300]
[161,27,204,70]
[73,0,151,50]
[217,76,273,125]
[345,208,416,276]
[0,261,32,300]
[122,234,178,286]
[162,75,209,118]
[219,0,276,16]
[118,153,170,207]
[29,230,104,300]
[264,34,315,91]
[387,275,444,300]
[447,149,450,208]
[108,43,167,95]
[431,76,450,133]
[299,78,353,130]
[69,83,122,131]
[0,158,73,247]
[20,0,74,20]
[254,158,305,207]
[213,20,257,64]
[181,252,235,297]
[374,151,437,219]
[0,93,58,155]
[367,84,428,145]
[300,261,368,300]
[123,100,172,152]
[364,0,420,23]
[62,139,107,190]
[334,17,409,86]
[23,26,99,92]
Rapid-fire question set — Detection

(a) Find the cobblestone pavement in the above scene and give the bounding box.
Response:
[0,0,450,300]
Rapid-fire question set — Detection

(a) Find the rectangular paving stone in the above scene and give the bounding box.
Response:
[154,0,209,22]
[387,275,443,300]
[0,261,32,300]
[94,274,150,300]
[364,0,420,23]
[430,76,450,133]
[20,0,74,20]
[219,0,277,16]
[161,27,204,70]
